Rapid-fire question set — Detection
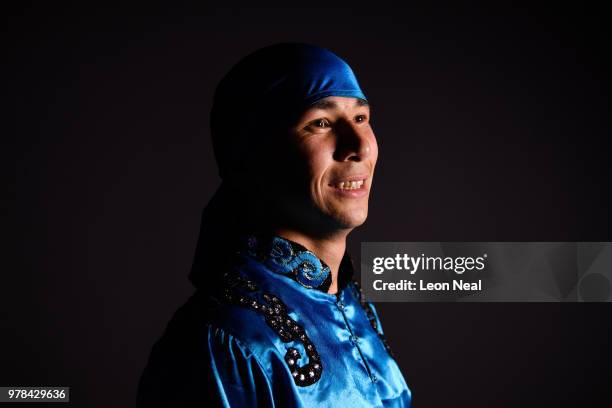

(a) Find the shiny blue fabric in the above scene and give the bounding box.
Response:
[261,43,368,107]
[138,236,411,407]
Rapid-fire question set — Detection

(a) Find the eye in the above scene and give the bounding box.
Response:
[314,118,330,128]
[306,118,331,130]
[355,114,368,123]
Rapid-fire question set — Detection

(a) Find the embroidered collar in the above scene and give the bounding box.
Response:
[241,235,354,293]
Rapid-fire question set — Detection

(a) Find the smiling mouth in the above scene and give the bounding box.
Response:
[329,175,368,191]
[332,180,365,190]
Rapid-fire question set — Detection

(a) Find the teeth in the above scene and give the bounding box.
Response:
[335,180,364,190]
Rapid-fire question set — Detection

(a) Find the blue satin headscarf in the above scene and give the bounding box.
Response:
[210,43,367,179]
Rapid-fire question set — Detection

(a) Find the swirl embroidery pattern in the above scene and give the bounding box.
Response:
[222,271,323,386]
[244,235,332,292]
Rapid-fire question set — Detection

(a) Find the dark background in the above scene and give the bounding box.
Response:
[5,3,611,407]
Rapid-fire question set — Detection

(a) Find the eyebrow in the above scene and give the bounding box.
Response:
[309,98,370,110]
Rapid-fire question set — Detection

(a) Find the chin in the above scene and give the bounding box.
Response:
[331,209,368,229]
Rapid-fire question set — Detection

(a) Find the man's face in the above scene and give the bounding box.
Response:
[271,96,378,233]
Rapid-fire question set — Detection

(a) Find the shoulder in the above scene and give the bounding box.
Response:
[144,289,285,363]
[137,292,281,407]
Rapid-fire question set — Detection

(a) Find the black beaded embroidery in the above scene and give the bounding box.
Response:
[352,280,395,359]
[222,271,323,386]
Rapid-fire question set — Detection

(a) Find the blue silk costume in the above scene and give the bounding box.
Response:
[137,44,411,407]
[138,235,411,407]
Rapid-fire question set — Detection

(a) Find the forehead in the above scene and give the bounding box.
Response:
[307,96,369,112]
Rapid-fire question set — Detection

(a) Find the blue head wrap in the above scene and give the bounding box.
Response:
[210,43,367,179]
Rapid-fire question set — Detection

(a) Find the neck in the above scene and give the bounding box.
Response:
[273,228,349,295]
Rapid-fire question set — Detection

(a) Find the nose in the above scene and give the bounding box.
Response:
[333,120,372,162]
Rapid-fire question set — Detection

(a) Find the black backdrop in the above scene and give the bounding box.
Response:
[6,4,611,407]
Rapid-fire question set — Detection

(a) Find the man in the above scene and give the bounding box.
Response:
[137,43,411,407]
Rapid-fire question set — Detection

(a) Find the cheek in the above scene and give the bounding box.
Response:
[372,141,379,164]
[299,141,333,181]
[302,152,333,204]
[368,126,378,150]
[369,132,379,166]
